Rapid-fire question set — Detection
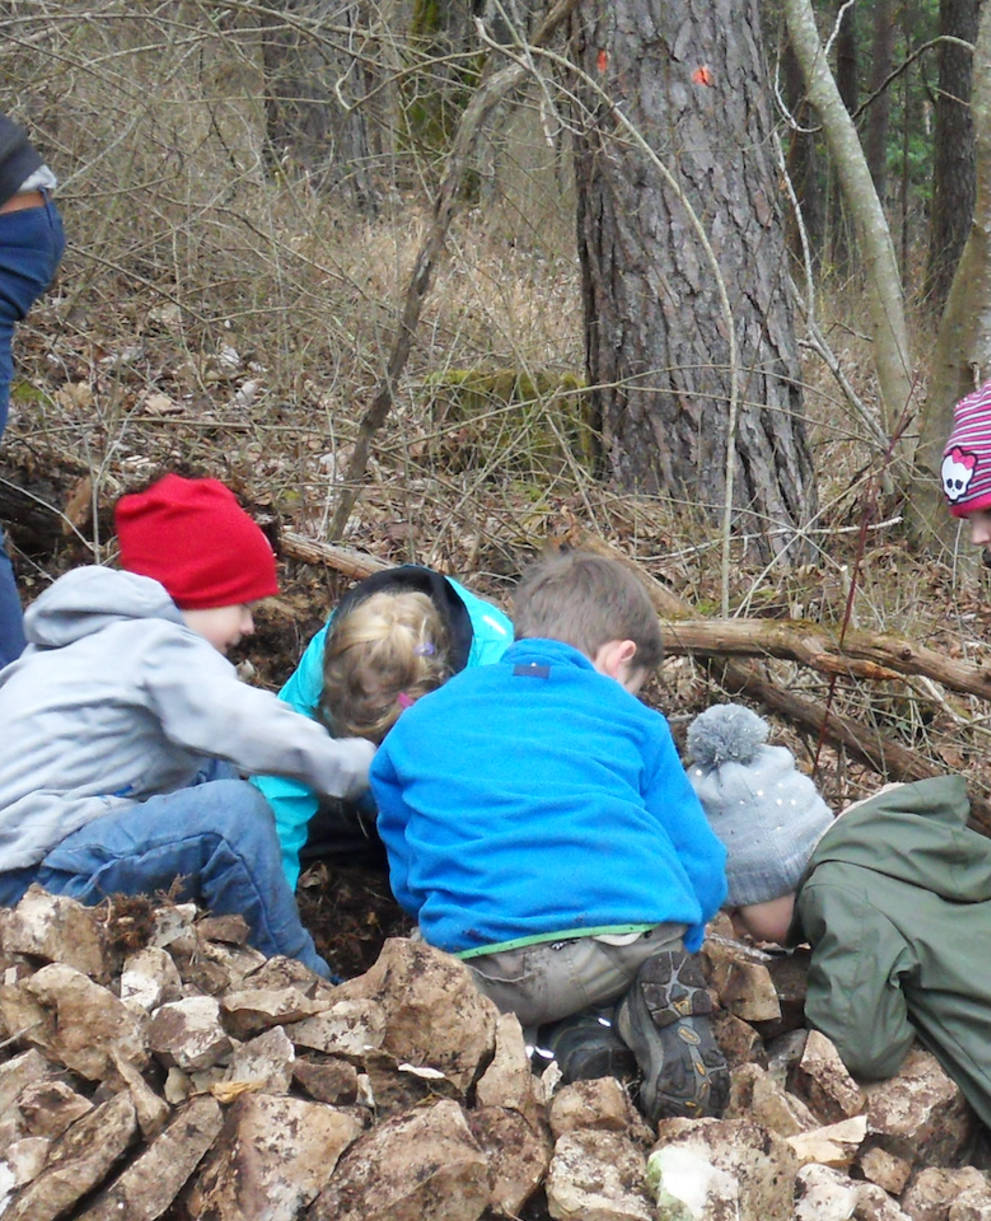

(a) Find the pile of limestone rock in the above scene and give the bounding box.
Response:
[0,885,988,1221]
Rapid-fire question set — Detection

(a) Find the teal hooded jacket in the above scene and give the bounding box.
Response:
[793,774,991,1127]
[252,567,512,888]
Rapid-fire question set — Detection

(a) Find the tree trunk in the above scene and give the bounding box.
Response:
[926,0,979,311]
[835,1,859,113]
[915,1,991,538]
[784,0,913,441]
[261,0,379,211]
[782,41,824,268]
[865,0,895,202]
[828,0,859,270]
[570,0,816,563]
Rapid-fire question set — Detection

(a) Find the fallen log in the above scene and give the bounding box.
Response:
[280,532,389,582]
[274,528,991,810]
[662,618,991,701]
[101,519,991,828]
[560,531,991,836]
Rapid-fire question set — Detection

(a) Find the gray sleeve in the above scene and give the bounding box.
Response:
[140,631,375,799]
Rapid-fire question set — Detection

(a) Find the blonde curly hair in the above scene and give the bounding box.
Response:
[320,589,452,743]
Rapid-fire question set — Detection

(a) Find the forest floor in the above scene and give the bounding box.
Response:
[6,208,991,984]
[6,222,991,1218]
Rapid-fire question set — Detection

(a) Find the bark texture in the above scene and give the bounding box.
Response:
[918,1,991,536]
[261,0,379,210]
[570,0,816,562]
[926,0,979,310]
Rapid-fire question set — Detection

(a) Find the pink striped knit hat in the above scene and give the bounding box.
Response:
[943,379,991,517]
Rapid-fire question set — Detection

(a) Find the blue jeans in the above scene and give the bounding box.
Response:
[0,775,331,978]
[0,192,66,666]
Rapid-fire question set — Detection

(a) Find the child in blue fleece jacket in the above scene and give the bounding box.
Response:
[370,550,729,1123]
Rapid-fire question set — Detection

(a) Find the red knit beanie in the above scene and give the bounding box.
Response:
[114,473,279,609]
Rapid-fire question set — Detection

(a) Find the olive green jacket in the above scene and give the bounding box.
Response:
[793,774,991,1127]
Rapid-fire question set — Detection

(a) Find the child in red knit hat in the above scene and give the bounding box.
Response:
[0,473,375,978]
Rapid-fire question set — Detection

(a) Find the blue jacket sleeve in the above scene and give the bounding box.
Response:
[643,718,728,933]
[370,746,419,918]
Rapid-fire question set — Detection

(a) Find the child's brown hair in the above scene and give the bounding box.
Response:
[514,550,663,672]
[320,589,452,743]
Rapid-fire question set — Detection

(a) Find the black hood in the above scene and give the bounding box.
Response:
[333,565,474,671]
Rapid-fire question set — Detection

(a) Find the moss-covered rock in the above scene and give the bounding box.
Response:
[421,366,598,476]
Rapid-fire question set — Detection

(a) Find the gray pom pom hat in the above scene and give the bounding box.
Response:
[685,704,834,906]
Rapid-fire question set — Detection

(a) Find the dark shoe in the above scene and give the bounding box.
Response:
[537,1009,638,1084]
[614,950,729,1123]
[299,797,387,871]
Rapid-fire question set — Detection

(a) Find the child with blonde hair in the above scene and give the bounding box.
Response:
[320,589,453,742]
[252,566,512,886]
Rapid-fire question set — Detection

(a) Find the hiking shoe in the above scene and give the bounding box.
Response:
[614,950,729,1123]
[537,1009,638,1084]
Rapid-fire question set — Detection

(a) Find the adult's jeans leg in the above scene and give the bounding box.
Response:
[0,528,25,666]
[0,195,66,666]
[0,194,66,429]
[35,778,331,978]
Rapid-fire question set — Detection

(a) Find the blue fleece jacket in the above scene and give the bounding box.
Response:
[371,638,727,956]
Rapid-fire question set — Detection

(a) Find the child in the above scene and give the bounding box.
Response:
[0,474,375,979]
[370,550,730,1123]
[685,702,834,945]
[252,565,512,887]
[687,703,991,1128]
[941,376,991,552]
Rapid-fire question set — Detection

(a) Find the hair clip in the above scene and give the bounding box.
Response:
[414,642,436,656]
[396,692,415,709]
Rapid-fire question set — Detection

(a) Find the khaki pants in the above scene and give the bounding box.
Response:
[466,923,687,1028]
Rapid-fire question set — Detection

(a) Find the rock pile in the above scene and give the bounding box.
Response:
[0,888,987,1220]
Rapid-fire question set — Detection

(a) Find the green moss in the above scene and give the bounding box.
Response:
[10,381,48,404]
[401,1,486,191]
[420,366,597,475]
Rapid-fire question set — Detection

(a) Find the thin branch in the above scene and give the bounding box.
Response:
[328,0,580,539]
[850,35,974,123]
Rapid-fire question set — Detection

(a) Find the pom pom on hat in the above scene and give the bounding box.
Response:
[942,378,991,518]
[686,703,833,907]
[115,473,279,610]
[686,703,769,768]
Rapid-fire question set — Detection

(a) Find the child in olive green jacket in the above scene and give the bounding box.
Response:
[687,703,991,1129]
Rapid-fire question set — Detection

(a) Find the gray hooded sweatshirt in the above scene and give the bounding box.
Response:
[0,566,375,871]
